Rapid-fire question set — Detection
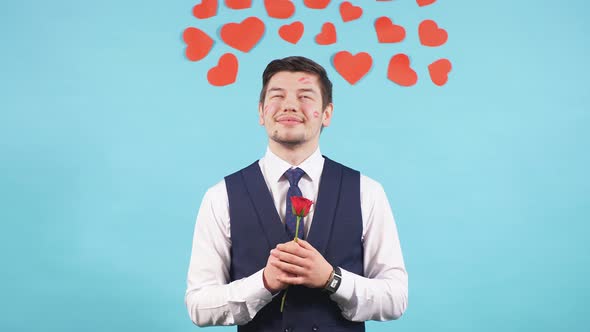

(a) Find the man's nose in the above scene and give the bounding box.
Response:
[281,95,298,112]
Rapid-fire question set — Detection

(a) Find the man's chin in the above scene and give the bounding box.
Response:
[270,134,305,147]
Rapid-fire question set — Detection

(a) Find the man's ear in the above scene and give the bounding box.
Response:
[258,102,265,125]
[321,103,334,128]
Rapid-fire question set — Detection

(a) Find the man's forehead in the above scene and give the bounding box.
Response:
[267,71,320,89]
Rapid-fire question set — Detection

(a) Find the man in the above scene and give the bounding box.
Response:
[185,56,408,331]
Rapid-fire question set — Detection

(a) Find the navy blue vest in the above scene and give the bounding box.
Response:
[224,157,365,332]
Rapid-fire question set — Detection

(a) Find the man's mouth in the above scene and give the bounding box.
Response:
[276,116,303,125]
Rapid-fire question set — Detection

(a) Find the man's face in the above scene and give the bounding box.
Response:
[258,71,333,147]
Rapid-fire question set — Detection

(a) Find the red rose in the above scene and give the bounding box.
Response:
[290,196,313,217]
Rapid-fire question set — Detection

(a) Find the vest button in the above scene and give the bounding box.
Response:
[312,326,319,331]
[284,328,291,332]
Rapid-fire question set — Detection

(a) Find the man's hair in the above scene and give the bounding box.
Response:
[259,56,333,110]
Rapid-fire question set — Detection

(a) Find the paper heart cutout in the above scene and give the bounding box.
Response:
[340,1,363,22]
[428,58,452,86]
[387,54,417,87]
[224,0,251,9]
[417,0,436,7]
[264,0,295,19]
[374,17,405,43]
[183,27,214,61]
[315,22,336,45]
[207,53,239,86]
[333,51,373,85]
[419,19,448,47]
[193,0,218,19]
[279,21,304,44]
[304,0,331,9]
[220,17,265,52]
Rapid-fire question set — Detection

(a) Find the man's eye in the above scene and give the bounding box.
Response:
[271,95,283,99]
[299,95,312,100]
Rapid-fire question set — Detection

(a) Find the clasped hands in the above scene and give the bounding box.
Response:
[263,239,333,293]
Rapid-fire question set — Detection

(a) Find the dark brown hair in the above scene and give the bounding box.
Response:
[259,56,333,110]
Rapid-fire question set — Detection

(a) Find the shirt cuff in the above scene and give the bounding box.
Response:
[329,267,355,304]
[227,269,275,323]
[241,269,275,303]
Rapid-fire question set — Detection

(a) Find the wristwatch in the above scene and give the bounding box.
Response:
[323,266,342,294]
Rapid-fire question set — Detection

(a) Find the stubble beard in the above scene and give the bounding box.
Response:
[270,130,306,147]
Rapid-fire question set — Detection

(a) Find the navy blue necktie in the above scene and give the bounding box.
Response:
[285,167,306,239]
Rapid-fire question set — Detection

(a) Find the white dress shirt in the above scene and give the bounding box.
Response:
[185,147,408,327]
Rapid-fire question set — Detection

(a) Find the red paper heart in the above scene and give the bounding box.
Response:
[279,21,304,44]
[315,22,336,45]
[304,0,330,9]
[428,58,452,86]
[182,27,214,61]
[224,0,251,9]
[193,0,218,19]
[374,17,405,43]
[333,51,372,85]
[340,1,363,22]
[220,17,265,52]
[417,0,436,7]
[207,53,239,86]
[387,54,417,87]
[419,19,448,47]
[264,0,295,19]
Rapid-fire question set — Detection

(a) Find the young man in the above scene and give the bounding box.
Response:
[185,56,408,331]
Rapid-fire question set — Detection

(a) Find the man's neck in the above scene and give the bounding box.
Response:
[268,140,319,166]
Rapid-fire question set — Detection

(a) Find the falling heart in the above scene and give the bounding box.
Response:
[224,0,251,9]
[428,58,452,86]
[340,1,363,22]
[207,53,239,86]
[419,19,448,47]
[193,0,218,19]
[374,17,405,43]
[220,17,265,52]
[279,21,304,44]
[304,0,331,9]
[182,27,214,62]
[315,22,336,45]
[387,53,417,87]
[333,51,372,85]
[417,0,436,7]
[264,0,295,19]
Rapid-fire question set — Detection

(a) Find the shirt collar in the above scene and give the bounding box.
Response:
[262,146,325,184]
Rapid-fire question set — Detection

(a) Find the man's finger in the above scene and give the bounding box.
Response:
[277,275,305,286]
[272,249,307,267]
[296,239,316,252]
[271,259,305,276]
[277,242,309,258]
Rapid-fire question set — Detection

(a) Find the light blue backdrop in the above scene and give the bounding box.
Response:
[1,0,588,331]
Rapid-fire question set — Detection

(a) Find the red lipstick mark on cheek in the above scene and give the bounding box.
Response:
[313,111,320,118]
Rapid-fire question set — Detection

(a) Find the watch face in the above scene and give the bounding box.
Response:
[329,279,339,288]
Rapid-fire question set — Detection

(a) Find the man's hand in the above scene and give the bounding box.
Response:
[270,239,333,288]
[263,251,294,293]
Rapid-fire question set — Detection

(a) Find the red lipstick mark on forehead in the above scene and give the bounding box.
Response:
[298,76,313,84]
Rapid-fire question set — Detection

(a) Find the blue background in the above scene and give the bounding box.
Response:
[1,0,589,331]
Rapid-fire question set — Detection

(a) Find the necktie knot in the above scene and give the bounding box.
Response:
[285,167,305,187]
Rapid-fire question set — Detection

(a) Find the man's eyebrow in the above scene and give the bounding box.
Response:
[297,88,318,94]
